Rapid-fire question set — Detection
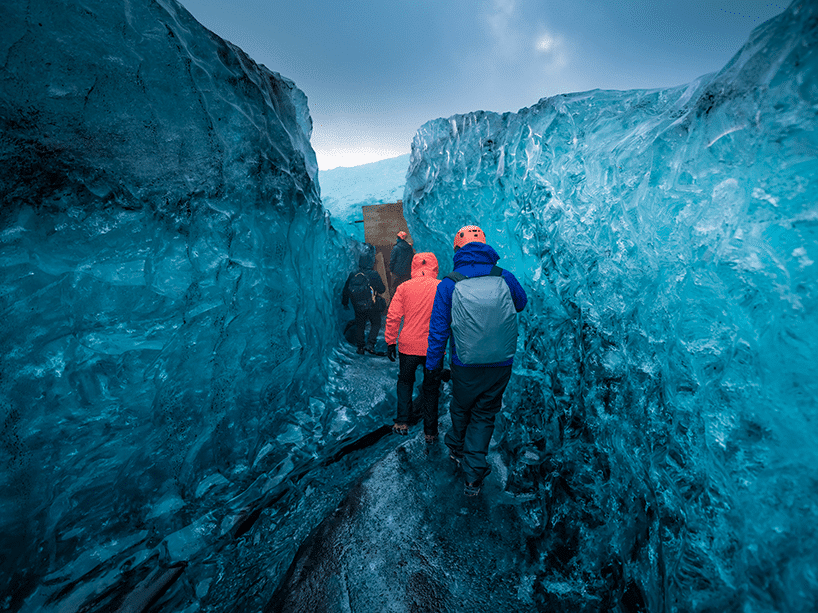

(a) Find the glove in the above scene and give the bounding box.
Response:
[424,366,443,384]
[387,344,397,362]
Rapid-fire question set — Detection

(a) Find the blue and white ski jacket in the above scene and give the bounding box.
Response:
[425,242,527,370]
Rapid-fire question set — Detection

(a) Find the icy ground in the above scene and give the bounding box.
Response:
[271,417,533,613]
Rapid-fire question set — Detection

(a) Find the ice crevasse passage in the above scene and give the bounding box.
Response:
[0,0,816,612]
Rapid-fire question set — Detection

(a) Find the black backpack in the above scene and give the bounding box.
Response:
[349,272,376,311]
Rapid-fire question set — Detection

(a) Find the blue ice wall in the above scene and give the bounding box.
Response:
[405,1,818,610]
[320,153,410,242]
[0,1,384,610]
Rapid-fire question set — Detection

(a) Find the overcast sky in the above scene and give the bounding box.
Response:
[179,0,788,170]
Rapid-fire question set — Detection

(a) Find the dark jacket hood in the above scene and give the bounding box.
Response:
[358,252,375,269]
[453,242,500,268]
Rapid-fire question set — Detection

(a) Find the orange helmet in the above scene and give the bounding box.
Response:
[453,225,486,250]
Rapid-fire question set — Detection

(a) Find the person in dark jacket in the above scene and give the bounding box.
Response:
[389,231,415,290]
[426,225,527,496]
[342,249,387,355]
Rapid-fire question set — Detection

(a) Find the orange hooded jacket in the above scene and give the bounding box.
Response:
[384,252,440,356]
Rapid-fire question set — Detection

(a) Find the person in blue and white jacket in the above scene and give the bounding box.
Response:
[426,225,527,496]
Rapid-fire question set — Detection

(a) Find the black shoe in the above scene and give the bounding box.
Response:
[464,467,491,496]
[464,481,481,496]
[365,346,386,356]
[356,347,365,355]
[448,448,463,465]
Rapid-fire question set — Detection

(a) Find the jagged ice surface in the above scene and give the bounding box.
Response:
[405,1,818,610]
[0,1,395,611]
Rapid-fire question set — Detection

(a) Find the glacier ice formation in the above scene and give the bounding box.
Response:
[0,0,816,612]
[403,1,818,610]
[320,153,410,242]
[0,0,391,611]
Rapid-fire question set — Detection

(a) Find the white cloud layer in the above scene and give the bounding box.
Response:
[315,147,407,171]
[484,0,522,60]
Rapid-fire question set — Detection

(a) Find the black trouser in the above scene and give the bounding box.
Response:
[444,363,512,483]
[396,352,441,435]
[353,307,381,349]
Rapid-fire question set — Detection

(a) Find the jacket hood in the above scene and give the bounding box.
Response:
[358,252,375,269]
[410,252,439,278]
[453,242,500,268]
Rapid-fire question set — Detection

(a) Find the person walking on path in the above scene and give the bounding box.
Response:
[385,252,444,441]
[426,225,527,495]
[389,231,415,290]
[342,248,387,355]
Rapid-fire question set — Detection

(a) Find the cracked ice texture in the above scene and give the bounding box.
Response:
[405,1,818,610]
[0,0,360,609]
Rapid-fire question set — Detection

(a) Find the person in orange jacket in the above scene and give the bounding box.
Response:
[384,252,445,441]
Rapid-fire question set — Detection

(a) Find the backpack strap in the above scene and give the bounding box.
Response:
[446,267,503,283]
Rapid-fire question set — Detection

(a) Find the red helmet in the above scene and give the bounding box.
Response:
[453,225,486,250]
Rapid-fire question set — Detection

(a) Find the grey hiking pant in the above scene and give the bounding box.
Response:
[444,363,512,484]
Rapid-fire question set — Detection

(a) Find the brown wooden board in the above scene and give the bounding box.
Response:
[361,201,412,301]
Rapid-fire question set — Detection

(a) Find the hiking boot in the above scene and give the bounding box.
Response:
[392,423,409,436]
[365,346,386,356]
[448,448,463,465]
[424,434,437,444]
[464,480,482,496]
[464,467,491,496]
[356,347,365,355]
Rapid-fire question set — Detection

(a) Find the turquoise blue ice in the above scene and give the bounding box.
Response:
[0,0,815,611]
[319,154,410,242]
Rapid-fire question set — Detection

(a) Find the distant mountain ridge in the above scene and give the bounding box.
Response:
[319,153,410,241]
